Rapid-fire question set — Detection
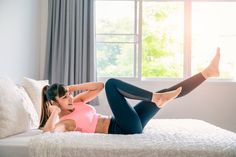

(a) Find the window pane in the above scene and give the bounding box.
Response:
[96,1,135,34]
[192,2,236,79]
[96,1,136,77]
[96,43,134,77]
[142,2,184,78]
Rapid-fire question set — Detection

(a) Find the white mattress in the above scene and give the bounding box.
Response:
[29,119,236,157]
[0,129,42,157]
[0,119,236,157]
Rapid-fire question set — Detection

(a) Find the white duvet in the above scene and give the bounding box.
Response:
[29,119,236,157]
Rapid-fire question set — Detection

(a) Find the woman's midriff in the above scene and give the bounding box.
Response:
[95,114,111,134]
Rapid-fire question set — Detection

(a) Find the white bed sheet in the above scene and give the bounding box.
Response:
[0,119,236,157]
[0,129,42,157]
[29,119,236,157]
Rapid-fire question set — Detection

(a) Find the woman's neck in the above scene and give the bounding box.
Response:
[59,108,75,117]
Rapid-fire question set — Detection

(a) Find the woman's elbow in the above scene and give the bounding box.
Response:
[42,127,54,133]
[97,82,104,91]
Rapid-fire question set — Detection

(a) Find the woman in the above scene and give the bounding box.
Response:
[40,48,220,134]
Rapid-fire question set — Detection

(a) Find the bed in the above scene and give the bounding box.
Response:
[0,129,42,157]
[1,119,236,157]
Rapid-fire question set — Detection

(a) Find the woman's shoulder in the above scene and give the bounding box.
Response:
[73,101,88,106]
[74,101,84,105]
[73,101,96,111]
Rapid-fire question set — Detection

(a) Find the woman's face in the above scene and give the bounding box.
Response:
[55,92,74,111]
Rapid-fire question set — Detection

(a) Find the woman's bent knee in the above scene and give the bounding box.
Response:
[105,78,118,88]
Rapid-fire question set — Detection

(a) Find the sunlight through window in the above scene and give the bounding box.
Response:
[192,2,236,79]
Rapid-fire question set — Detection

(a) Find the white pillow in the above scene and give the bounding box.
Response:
[17,87,39,129]
[21,77,49,119]
[0,77,29,138]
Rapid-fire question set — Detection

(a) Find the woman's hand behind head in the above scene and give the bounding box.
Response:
[48,104,61,114]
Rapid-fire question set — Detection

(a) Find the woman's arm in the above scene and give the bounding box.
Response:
[66,82,104,103]
[43,106,66,132]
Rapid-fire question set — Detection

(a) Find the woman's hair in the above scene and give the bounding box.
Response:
[39,83,67,129]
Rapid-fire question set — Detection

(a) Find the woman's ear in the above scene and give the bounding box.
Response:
[50,100,59,106]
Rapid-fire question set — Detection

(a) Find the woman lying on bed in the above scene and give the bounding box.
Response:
[40,48,220,135]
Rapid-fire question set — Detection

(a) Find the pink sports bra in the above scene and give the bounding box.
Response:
[60,102,99,133]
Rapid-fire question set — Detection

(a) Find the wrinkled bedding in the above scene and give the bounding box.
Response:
[29,119,236,157]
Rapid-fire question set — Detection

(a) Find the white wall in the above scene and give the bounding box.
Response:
[0,0,40,84]
[39,1,236,133]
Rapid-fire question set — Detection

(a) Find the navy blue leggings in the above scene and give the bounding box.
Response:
[105,73,205,134]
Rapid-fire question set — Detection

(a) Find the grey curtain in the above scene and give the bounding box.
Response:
[44,0,98,105]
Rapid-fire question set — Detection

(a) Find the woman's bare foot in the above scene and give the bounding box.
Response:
[201,47,220,79]
[151,87,182,108]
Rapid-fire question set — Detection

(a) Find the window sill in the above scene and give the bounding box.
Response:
[97,76,236,83]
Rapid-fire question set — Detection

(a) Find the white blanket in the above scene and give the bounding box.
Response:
[29,119,236,157]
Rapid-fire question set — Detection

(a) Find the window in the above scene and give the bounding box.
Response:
[95,0,236,80]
